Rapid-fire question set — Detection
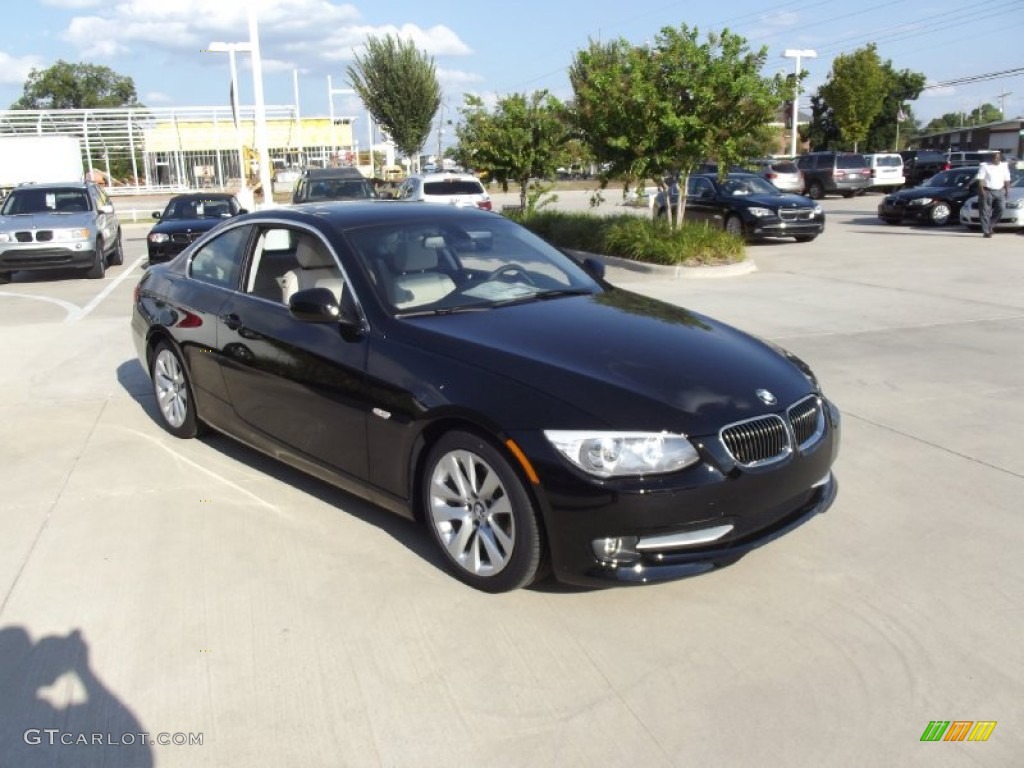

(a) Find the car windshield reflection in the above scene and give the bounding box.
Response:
[345,217,602,315]
[720,177,780,197]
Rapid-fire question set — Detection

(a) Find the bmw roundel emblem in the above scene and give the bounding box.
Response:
[756,388,777,405]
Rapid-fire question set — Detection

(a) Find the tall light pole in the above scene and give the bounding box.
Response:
[209,10,272,207]
[327,77,358,166]
[783,49,817,158]
[207,41,250,206]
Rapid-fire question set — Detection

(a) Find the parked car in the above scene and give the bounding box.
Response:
[131,203,840,591]
[396,172,492,210]
[0,180,122,282]
[292,167,377,204]
[748,158,804,194]
[652,172,825,242]
[795,151,872,198]
[959,173,1024,230]
[946,150,1001,169]
[876,167,982,226]
[147,193,246,264]
[898,149,950,187]
[864,153,905,190]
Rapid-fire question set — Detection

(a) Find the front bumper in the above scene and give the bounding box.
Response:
[0,243,98,273]
[516,397,841,587]
[746,217,825,239]
[959,201,1024,229]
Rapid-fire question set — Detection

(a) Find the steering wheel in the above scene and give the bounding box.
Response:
[483,263,536,285]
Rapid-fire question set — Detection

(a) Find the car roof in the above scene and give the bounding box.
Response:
[415,172,483,183]
[168,192,236,201]
[301,167,367,179]
[14,181,90,190]
[245,200,499,230]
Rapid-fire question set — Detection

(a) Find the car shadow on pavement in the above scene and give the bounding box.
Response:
[115,359,466,585]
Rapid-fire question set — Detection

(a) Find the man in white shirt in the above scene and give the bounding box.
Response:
[976,151,1012,238]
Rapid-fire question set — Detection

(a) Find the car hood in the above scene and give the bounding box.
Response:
[397,289,817,435]
[0,212,97,229]
[730,193,814,208]
[150,217,225,234]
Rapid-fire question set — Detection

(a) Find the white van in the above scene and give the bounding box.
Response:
[864,153,905,190]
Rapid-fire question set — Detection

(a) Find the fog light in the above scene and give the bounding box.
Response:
[592,536,640,565]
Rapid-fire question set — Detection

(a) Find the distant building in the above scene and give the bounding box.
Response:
[912,117,1024,157]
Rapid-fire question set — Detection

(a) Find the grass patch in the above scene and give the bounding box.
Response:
[511,210,745,266]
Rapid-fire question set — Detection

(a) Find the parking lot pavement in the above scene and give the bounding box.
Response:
[0,196,1021,767]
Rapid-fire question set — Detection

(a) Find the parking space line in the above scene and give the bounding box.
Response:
[66,254,148,323]
[0,291,80,320]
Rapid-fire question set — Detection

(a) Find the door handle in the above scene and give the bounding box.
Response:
[219,312,242,331]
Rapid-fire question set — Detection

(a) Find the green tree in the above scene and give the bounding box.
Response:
[817,44,887,151]
[569,25,787,222]
[863,64,925,151]
[454,91,569,209]
[11,60,142,109]
[920,103,1003,135]
[346,34,441,165]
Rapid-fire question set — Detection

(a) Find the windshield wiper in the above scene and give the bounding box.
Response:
[492,288,593,307]
[396,304,493,318]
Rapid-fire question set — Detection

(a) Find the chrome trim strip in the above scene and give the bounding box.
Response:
[636,524,735,551]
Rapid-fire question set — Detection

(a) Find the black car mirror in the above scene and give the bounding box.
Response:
[582,256,605,280]
[288,287,361,331]
[237,208,248,215]
[152,211,161,220]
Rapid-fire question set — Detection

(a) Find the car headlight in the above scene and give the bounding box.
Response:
[543,431,700,478]
[52,228,92,242]
[1006,200,1022,209]
[148,233,169,243]
[748,207,773,218]
[908,197,932,206]
[0,232,13,243]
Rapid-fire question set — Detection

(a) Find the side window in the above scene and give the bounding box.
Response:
[190,225,251,289]
[244,227,298,303]
[688,177,713,197]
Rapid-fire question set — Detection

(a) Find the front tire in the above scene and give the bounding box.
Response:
[794,235,817,243]
[424,430,543,592]
[0,271,10,284]
[928,202,952,226]
[724,214,744,237]
[807,181,824,200]
[86,238,106,279]
[109,231,124,266]
[150,341,205,439]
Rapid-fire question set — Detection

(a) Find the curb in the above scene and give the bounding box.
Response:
[568,250,757,281]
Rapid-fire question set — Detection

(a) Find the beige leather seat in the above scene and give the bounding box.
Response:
[388,235,455,308]
[280,237,344,304]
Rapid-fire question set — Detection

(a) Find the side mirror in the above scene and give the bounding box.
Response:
[99,204,115,214]
[288,287,360,330]
[582,256,605,280]
[152,211,161,220]
[237,208,248,215]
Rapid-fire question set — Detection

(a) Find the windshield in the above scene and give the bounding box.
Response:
[345,216,602,315]
[305,179,376,201]
[163,197,236,219]
[923,170,975,187]
[720,176,780,196]
[1,188,90,215]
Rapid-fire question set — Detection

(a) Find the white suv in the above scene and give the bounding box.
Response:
[864,153,905,190]
[397,172,492,210]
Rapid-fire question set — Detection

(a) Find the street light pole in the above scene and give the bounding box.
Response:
[783,49,817,158]
[247,9,273,207]
[208,41,252,208]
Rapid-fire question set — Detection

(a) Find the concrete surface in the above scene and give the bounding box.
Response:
[0,193,1021,767]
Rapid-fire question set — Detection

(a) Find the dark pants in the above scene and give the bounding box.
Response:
[980,188,1005,234]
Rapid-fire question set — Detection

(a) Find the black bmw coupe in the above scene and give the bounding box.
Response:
[131,202,840,591]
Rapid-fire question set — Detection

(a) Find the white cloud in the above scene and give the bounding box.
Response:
[437,68,484,87]
[143,90,173,103]
[0,51,46,85]
[759,10,799,28]
[41,0,103,8]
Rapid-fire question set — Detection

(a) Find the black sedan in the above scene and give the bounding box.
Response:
[147,193,246,263]
[876,168,980,226]
[131,203,840,591]
[653,173,825,242]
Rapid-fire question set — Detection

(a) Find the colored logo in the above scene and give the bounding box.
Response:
[920,721,996,742]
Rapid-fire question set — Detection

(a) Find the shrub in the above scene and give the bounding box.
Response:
[510,210,744,266]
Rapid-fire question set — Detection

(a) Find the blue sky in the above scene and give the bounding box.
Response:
[2,0,1022,129]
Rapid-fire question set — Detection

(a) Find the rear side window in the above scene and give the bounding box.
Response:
[771,162,799,173]
[836,154,868,169]
[423,180,485,196]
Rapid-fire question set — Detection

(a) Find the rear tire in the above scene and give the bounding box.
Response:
[794,235,817,243]
[423,430,543,592]
[0,272,10,284]
[150,341,206,439]
[86,238,106,279]
[807,181,824,200]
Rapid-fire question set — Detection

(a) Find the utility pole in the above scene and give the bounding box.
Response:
[997,90,1012,117]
